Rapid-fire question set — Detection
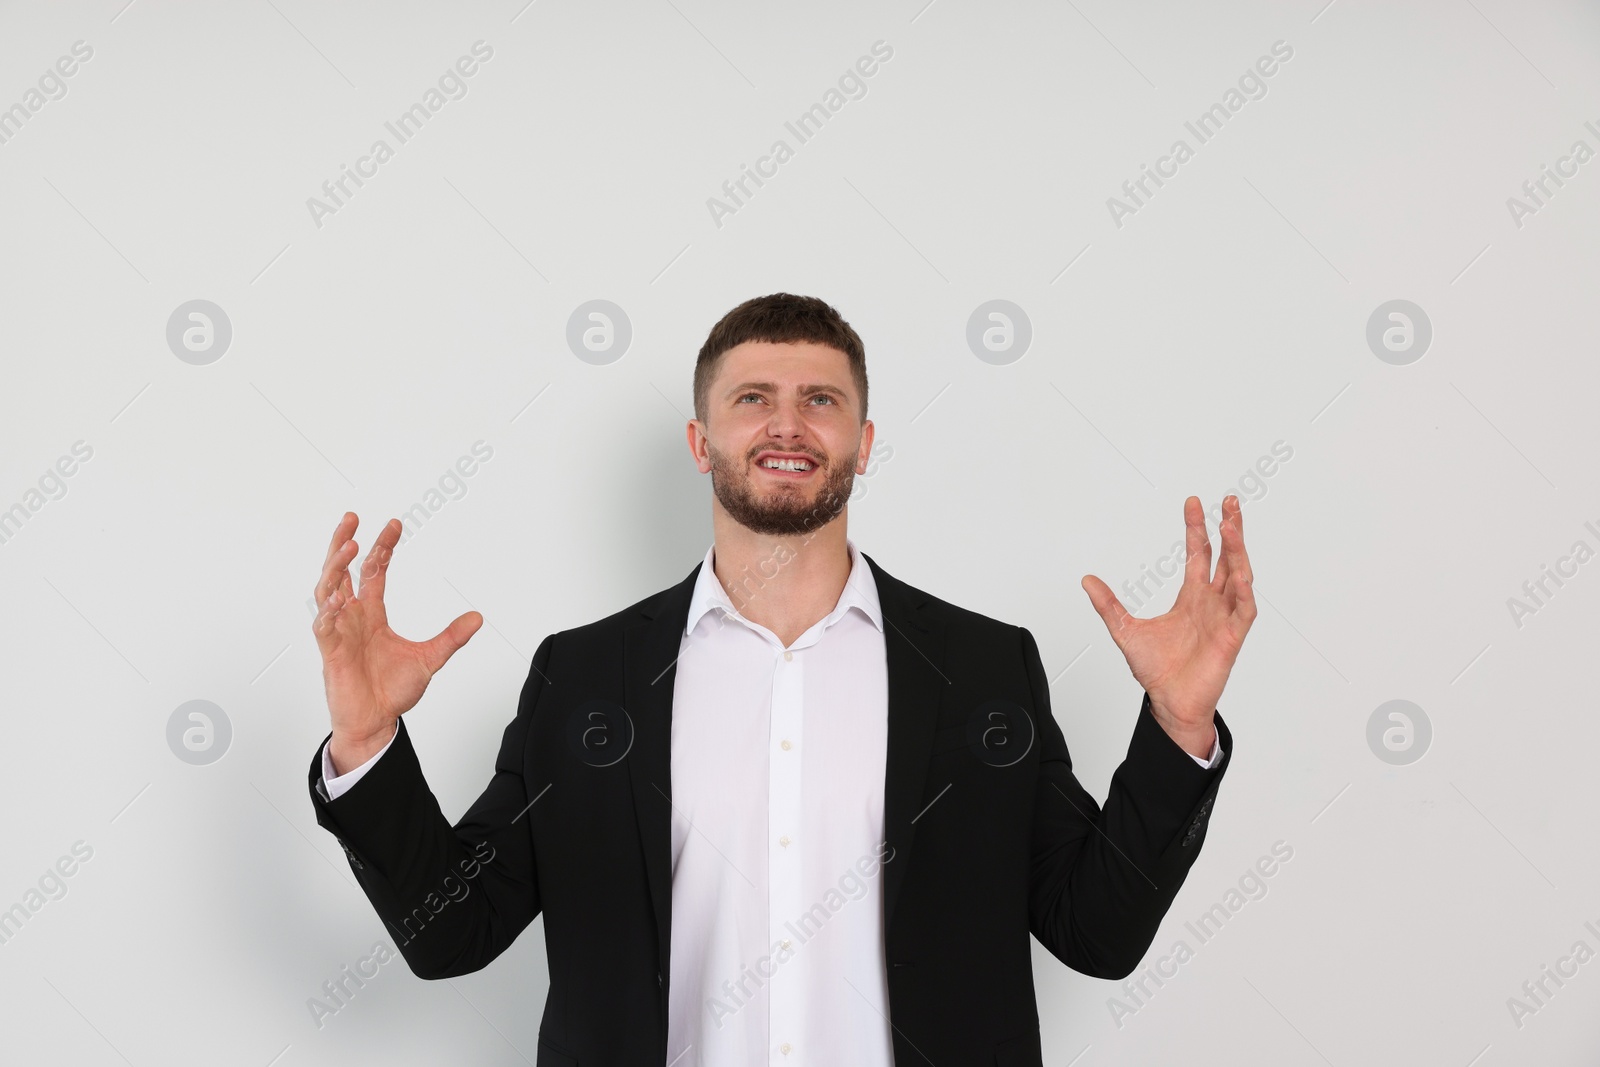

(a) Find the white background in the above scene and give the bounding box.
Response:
[1,0,1597,1064]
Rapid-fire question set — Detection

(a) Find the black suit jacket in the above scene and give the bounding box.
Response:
[308,552,1232,1066]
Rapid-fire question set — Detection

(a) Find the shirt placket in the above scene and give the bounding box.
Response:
[768,641,804,1063]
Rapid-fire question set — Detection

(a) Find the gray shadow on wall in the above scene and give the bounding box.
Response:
[613,416,716,599]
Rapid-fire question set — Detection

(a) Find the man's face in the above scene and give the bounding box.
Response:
[689,340,873,537]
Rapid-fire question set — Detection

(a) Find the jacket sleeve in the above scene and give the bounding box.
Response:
[306,632,554,979]
[1020,625,1231,980]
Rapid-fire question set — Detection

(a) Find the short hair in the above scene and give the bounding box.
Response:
[693,293,868,425]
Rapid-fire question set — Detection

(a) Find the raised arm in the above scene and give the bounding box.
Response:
[1022,624,1230,979]
[305,512,542,979]
[1027,493,1254,977]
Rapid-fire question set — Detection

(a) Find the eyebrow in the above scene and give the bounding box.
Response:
[725,381,850,401]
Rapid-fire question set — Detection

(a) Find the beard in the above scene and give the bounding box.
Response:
[707,442,856,536]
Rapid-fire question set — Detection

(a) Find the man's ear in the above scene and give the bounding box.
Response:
[686,418,713,474]
[855,418,876,473]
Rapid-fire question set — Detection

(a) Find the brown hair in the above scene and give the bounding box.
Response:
[693,293,868,425]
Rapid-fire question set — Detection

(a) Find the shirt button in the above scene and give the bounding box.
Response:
[781,739,792,751]
[779,834,791,847]
[780,938,792,950]
[783,650,793,661]
[780,1043,792,1055]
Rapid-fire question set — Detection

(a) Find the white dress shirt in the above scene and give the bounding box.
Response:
[661,537,893,1066]
[320,539,1222,1066]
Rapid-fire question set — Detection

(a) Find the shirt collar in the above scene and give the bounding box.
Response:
[684,537,884,638]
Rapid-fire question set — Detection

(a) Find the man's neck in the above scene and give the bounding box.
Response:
[709,508,853,648]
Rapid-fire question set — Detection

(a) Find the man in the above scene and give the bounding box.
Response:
[306,293,1253,1066]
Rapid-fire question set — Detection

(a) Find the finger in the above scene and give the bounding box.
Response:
[1211,495,1239,591]
[1080,574,1136,651]
[1218,518,1258,630]
[315,541,356,605]
[1219,506,1255,599]
[1182,495,1212,587]
[418,611,484,675]
[357,518,403,603]
[323,512,358,570]
[312,581,351,641]
[1229,555,1258,631]
[314,537,359,608]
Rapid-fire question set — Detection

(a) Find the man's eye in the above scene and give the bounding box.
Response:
[735,393,834,404]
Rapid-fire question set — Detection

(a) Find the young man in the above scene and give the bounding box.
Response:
[307,293,1253,1066]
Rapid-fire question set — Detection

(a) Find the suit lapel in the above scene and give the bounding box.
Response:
[623,561,702,992]
[621,551,947,983]
[863,552,948,935]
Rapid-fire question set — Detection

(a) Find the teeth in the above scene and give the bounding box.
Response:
[761,458,812,472]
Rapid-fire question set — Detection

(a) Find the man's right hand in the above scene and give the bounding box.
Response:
[312,513,483,776]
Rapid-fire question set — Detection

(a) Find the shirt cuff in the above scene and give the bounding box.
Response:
[1189,728,1223,770]
[320,722,399,801]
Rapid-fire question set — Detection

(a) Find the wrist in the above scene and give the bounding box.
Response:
[1146,697,1215,760]
[328,721,397,777]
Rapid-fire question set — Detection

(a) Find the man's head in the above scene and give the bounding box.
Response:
[687,294,874,537]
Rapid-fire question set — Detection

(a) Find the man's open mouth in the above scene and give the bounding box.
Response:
[758,458,814,473]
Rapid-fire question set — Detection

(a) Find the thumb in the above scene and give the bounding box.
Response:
[420,611,483,675]
[1080,574,1135,650]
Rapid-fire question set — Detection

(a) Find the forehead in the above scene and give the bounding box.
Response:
[713,340,853,383]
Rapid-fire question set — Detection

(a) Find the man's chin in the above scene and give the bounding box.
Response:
[734,508,827,537]
[711,464,854,536]
[722,495,849,537]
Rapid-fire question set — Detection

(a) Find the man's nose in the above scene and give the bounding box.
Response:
[766,400,808,438]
